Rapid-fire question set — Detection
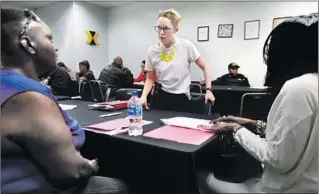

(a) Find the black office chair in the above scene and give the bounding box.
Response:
[79,81,94,101]
[114,88,142,101]
[190,93,212,115]
[190,83,203,93]
[239,93,272,120]
[89,80,105,102]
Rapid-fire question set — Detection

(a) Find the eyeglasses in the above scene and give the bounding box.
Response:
[154,25,172,33]
[20,9,41,38]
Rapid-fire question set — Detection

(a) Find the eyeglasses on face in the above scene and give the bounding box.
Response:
[154,25,172,33]
[20,9,41,38]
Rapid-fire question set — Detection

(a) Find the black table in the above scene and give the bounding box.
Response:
[64,100,219,193]
[55,95,71,101]
[212,85,268,93]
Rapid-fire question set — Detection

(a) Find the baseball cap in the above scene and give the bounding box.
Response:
[228,62,240,69]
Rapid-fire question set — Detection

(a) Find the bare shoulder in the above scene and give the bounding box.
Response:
[2,91,60,114]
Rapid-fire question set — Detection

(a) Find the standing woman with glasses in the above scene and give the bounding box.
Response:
[140,8,215,111]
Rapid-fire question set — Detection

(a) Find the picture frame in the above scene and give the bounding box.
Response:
[272,16,292,29]
[244,20,260,40]
[197,26,209,42]
[217,24,233,38]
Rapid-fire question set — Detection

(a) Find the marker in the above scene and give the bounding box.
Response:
[99,112,122,118]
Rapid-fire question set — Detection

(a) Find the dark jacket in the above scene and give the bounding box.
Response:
[45,67,79,96]
[98,63,134,93]
[77,70,95,81]
[212,73,250,87]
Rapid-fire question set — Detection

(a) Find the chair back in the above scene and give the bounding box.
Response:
[89,80,105,102]
[239,93,272,120]
[114,88,142,101]
[190,83,203,93]
[79,81,94,101]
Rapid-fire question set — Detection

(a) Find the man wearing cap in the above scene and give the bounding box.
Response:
[212,62,250,86]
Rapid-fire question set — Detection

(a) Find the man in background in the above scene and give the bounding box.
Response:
[98,56,134,94]
[77,60,95,81]
[211,62,250,86]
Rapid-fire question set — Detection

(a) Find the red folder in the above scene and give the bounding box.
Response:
[143,125,215,145]
[97,100,128,110]
[85,118,129,131]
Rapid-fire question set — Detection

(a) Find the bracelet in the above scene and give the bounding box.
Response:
[232,125,243,136]
[256,120,266,137]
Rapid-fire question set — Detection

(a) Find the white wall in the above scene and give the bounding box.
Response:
[35,2,109,77]
[1,2,35,11]
[108,2,318,86]
[35,2,76,70]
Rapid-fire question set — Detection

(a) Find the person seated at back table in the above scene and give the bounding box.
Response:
[98,56,134,95]
[77,60,95,81]
[210,62,250,87]
[199,13,318,193]
[134,60,158,83]
[58,61,79,82]
[39,64,78,96]
[0,8,126,194]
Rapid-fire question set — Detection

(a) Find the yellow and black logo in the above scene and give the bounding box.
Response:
[86,30,99,45]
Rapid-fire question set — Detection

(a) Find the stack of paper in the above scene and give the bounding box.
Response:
[161,117,213,132]
[59,104,78,111]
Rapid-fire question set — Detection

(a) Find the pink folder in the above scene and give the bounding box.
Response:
[143,125,215,145]
[85,118,129,131]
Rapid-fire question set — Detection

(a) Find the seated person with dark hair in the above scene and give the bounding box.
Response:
[98,56,134,94]
[212,62,250,87]
[134,60,158,83]
[40,64,78,96]
[58,62,79,81]
[77,60,95,81]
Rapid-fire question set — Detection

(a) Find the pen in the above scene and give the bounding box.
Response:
[99,112,122,118]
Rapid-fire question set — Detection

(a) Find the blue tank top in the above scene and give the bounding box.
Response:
[1,70,85,194]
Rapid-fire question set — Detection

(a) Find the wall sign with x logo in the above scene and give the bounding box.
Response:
[86,30,99,45]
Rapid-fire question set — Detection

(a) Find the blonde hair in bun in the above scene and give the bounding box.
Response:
[158,8,182,27]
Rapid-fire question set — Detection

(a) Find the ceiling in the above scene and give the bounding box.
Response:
[2,1,131,9]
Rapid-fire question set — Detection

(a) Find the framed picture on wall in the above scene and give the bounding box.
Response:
[197,26,209,42]
[244,20,260,40]
[217,24,233,38]
[272,16,291,29]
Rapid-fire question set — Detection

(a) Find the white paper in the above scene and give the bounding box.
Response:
[161,117,212,132]
[84,120,153,135]
[250,86,268,89]
[59,104,78,110]
[245,20,260,39]
[198,27,209,41]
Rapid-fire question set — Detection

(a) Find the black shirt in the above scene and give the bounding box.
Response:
[77,70,95,81]
[48,67,79,96]
[212,73,250,87]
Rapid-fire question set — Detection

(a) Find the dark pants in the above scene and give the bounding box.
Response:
[152,89,209,114]
[72,176,127,194]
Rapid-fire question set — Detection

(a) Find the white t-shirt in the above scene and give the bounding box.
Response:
[234,73,318,193]
[145,37,201,94]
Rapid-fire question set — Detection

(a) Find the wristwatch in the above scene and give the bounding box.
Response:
[206,88,212,91]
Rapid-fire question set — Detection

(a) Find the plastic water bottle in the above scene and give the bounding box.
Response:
[127,91,143,136]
